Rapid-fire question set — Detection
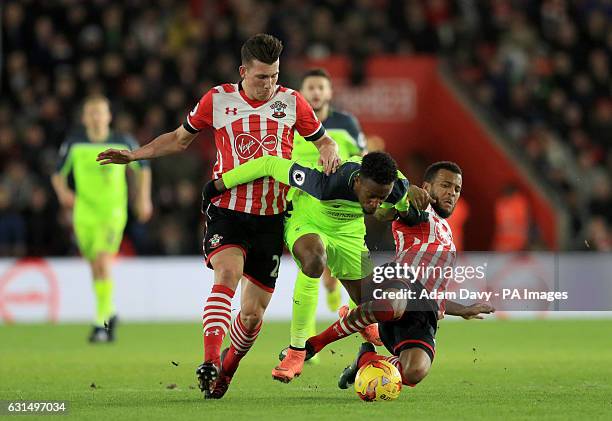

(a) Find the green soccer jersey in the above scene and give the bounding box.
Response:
[221,155,408,234]
[56,130,148,220]
[291,109,366,164]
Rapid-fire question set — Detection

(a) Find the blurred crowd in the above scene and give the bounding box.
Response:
[1,0,610,255]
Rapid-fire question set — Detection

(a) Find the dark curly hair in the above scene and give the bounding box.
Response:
[360,152,398,185]
[424,161,462,182]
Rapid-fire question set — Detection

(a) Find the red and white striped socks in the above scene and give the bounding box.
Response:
[308,300,395,354]
[203,284,235,365]
[221,312,261,377]
[357,352,414,386]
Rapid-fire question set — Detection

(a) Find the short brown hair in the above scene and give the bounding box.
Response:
[241,34,283,65]
[302,68,332,82]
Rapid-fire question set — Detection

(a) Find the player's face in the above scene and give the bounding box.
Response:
[240,59,279,101]
[300,76,332,112]
[355,177,394,214]
[424,169,462,218]
[82,101,111,133]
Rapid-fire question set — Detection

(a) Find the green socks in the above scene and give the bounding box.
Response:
[94,279,115,327]
[290,271,320,348]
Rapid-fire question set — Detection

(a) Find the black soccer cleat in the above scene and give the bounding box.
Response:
[338,342,376,389]
[196,361,219,398]
[278,341,317,362]
[88,326,110,343]
[106,315,118,342]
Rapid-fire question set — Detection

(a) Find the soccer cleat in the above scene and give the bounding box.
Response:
[338,305,383,346]
[326,286,342,312]
[106,315,118,342]
[338,342,376,389]
[272,348,306,383]
[279,341,317,362]
[196,361,219,398]
[208,348,232,399]
[88,326,110,343]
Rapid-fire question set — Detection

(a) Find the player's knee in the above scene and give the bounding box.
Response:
[301,255,326,278]
[239,311,263,331]
[402,363,429,385]
[215,266,242,285]
[391,297,407,319]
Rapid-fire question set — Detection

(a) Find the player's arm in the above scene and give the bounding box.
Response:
[51,140,75,208]
[445,301,495,319]
[98,90,214,165]
[97,125,197,165]
[125,137,153,222]
[207,155,333,201]
[311,134,340,175]
[51,173,74,208]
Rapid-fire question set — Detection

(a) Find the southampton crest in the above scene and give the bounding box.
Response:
[270,100,287,118]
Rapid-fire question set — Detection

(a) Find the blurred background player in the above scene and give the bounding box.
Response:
[290,68,368,363]
[51,95,152,342]
[97,34,340,399]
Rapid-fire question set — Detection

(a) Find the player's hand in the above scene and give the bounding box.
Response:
[317,143,341,175]
[201,179,226,213]
[136,199,153,223]
[59,191,75,209]
[97,149,134,165]
[461,303,495,320]
[407,185,435,211]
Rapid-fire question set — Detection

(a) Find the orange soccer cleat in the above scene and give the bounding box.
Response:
[338,305,383,347]
[271,348,306,383]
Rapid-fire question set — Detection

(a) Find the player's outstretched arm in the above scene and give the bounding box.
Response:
[221,155,294,189]
[445,301,496,320]
[97,125,197,165]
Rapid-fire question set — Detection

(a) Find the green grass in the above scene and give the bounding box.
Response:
[1,319,611,420]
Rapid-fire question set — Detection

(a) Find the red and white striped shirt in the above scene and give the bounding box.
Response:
[184,82,324,215]
[392,205,457,318]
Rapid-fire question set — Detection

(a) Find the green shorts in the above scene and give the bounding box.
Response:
[284,212,373,281]
[73,212,126,260]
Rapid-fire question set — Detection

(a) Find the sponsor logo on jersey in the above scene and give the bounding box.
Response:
[225,107,238,115]
[270,101,287,118]
[292,170,306,186]
[234,133,278,160]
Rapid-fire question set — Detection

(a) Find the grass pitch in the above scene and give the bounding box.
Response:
[1,319,611,420]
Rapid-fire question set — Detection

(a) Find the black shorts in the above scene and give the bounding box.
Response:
[379,310,438,362]
[203,204,284,292]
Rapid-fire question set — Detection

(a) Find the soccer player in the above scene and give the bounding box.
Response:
[297,161,495,389]
[290,68,369,362]
[205,152,433,383]
[52,95,152,343]
[96,34,340,399]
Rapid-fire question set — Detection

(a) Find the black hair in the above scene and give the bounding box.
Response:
[301,68,332,83]
[360,152,398,185]
[424,161,462,182]
[241,34,283,65]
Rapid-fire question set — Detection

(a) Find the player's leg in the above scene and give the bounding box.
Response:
[306,288,407,357]
[75,216,124,343]
[322,267,342,312]
[208,212,284,397]
[273,220,328,382]
[197,206,248,396]
[216,279,272,382]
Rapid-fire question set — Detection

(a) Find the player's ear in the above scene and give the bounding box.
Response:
[239,64,247,79]
[422,181,432,193]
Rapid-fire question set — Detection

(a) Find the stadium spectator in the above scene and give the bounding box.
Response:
[2,0,610,254]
